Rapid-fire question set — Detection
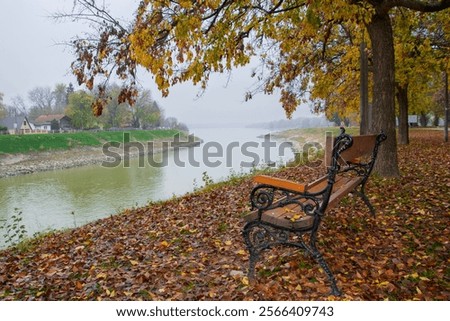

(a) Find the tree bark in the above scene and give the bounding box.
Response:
[396,84,409,145]
[419,112,429,127]
[360,41,370,135]
[445,71,449,142]
[367,11,400,177]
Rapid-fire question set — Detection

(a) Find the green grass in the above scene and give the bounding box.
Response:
[0,129,184,154]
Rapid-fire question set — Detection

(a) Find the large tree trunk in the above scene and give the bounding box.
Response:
[396,83,409,145]
[360,41,370,135]
[445,71,449,142]
[419,112,429,127]
[367,12,400,177]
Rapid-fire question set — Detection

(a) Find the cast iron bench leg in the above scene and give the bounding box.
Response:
[243,221,342,296]
[243,221,265,281]
[354,186,376,216]
[309,244,342,296]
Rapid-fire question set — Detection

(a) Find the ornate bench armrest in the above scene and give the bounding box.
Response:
[253,175,307,193]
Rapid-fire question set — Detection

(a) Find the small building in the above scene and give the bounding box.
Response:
[408,115,419,127]
[33,114,72,131]
[0,115,35,134]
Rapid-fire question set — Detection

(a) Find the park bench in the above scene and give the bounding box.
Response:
[242,128,386,295]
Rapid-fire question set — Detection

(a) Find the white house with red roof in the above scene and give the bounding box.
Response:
[33,114,72,131]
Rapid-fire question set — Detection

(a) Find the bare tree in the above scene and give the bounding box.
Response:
[9,95,28,117]
[0,92,6,118]
[28,87,55,113]
[53,83,68,113]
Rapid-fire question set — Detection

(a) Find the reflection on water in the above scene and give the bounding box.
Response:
[0,128,293,247]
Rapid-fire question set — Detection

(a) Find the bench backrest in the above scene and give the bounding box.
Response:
[324,133,379,167]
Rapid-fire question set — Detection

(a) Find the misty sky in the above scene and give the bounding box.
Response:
[0,0,316,127]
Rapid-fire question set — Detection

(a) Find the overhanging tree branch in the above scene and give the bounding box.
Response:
[391,0,450,12]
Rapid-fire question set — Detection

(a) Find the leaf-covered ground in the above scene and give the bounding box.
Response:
[0,130,449,300]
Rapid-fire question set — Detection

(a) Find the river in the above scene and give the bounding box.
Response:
[0,127,295,247]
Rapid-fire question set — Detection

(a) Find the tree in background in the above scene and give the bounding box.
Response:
[0,92,6,132]
[27,84,73,120]
[100,85,132,128]
[9,96,28,117]
[131,90,163,129]
[65,90,97,129]
[431,74,449,125]
[97,85,172,129]
[393,10,435,144]
[50,119,60,131]
[0,92,6,119]
[162,116,188,132]
[163,117,178,130]
[328,112,350,127]
[428,10,450,131]
[66,83,75,103]
[28,86,55,120]
[393,9,450,144]
[53,83,68,113]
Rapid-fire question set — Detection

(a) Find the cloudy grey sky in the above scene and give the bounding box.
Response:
[0,0,315,127]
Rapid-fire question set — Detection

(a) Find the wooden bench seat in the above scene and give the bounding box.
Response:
[244,174,363,229]
[253,175,306,193]
[244,201,314,229]
[242,128,387,296]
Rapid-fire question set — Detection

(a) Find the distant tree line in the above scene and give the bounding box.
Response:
[0,84,188,131]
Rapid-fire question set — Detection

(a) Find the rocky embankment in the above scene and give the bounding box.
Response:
[0,147,114,178]
[0,140,188,178]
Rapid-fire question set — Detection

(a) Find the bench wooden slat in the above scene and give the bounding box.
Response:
[325,134,378,167]
[328,176,363,208]
[325,133,333,168]
[244,202,314,229]
[306,174,351,194]
[341,135,377,163]
[244,174,362,229]
[254,175,306,193]
[306,175,328,191]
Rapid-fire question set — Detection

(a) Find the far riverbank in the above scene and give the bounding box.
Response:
[0,144,159,178]
[0,132,199,178]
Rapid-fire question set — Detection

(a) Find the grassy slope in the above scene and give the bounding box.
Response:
[0,130,184,154]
